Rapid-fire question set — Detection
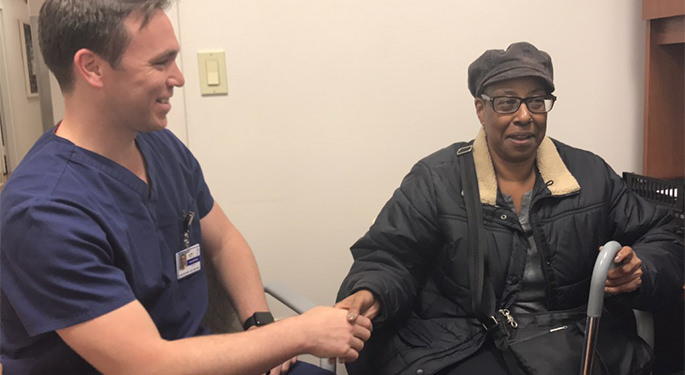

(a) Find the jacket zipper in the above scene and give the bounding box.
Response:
[508,324,570,345]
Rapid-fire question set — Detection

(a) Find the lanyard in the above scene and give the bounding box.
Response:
[183,210,195,248]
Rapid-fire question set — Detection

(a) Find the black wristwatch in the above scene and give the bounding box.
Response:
[243,311,274,330]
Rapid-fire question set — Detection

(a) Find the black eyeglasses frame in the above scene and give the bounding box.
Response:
[480,94,557,114]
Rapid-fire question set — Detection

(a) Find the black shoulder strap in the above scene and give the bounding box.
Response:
[458,144,527,375]
[457,145,496,327]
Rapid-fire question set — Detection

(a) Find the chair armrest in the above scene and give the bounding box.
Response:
[264,281,317,314]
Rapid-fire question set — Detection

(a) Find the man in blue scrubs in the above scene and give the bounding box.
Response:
[0,1,371,374]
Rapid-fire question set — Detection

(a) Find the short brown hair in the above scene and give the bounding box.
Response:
[39,0,170,92]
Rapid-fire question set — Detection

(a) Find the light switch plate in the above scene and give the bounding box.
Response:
[197,50,228,96]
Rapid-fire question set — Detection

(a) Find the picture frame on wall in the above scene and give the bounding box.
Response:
[18,19,38,98]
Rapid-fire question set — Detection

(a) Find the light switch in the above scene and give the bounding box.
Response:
[197,50,228,96]
[206,61,220,86]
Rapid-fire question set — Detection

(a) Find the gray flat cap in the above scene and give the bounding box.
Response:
[468,41,554,97]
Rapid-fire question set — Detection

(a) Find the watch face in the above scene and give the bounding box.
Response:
[255,312,274,325]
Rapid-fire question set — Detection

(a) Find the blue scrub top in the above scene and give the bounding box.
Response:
[1,128,214,374]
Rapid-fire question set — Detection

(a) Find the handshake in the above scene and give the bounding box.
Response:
[295,290,380,364]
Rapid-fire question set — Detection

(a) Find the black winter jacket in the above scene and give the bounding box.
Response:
[337,131,683,375]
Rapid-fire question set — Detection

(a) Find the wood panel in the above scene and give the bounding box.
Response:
[652,16,685,45]
[643,0,685,20]
[643,2,685,179]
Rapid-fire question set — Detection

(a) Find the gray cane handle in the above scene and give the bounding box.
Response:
[587,241,621,318]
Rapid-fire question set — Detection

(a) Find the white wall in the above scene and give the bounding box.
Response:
[0,0,43,171]
[28,0,65,133]
[176,0,645,315]
[165,2,188,142]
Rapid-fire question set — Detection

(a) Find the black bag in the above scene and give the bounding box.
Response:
[489,307,593,375]
[487,306,653,375]
[457,146,653,375]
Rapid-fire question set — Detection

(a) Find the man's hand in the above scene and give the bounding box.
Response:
[298,306,372,363]
[262,355,296,375]
[604,245,643,294]
[334,289,381,323]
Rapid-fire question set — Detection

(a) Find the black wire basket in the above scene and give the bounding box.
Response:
[622,172,684,234]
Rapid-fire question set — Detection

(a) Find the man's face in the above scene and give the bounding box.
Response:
[475,76,548,166]
[104,10,185,133]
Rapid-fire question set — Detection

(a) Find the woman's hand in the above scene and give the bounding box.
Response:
[604,246,643,294]
[262,355,297,375]
[334,290,381,323]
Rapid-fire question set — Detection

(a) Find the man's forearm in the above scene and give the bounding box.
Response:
[209,228,270,323]
[200,202,270,323]
[58,300,369,375]
[59,300,312,375]
[157,315,312,375]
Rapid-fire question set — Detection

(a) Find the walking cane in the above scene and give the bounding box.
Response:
[580,240,622,375]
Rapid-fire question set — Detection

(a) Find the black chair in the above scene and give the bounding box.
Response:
[623,172,685,375]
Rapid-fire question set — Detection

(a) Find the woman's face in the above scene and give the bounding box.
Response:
[475,76,549,167]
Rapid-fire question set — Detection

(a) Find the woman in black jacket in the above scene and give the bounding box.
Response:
[335,42,683,375]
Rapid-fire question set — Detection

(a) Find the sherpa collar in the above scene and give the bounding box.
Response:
[471,128,580,205]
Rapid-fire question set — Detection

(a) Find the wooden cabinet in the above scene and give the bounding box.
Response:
[642,0,684,179]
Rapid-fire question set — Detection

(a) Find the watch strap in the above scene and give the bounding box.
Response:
[242,311,274,330]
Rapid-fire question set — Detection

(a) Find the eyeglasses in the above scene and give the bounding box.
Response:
[480,94,557,114]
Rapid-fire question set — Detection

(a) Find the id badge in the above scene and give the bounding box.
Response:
[175,244,201,279]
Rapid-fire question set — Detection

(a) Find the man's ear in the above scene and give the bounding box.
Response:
[73,48,106,88]
[474,98,485,125]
